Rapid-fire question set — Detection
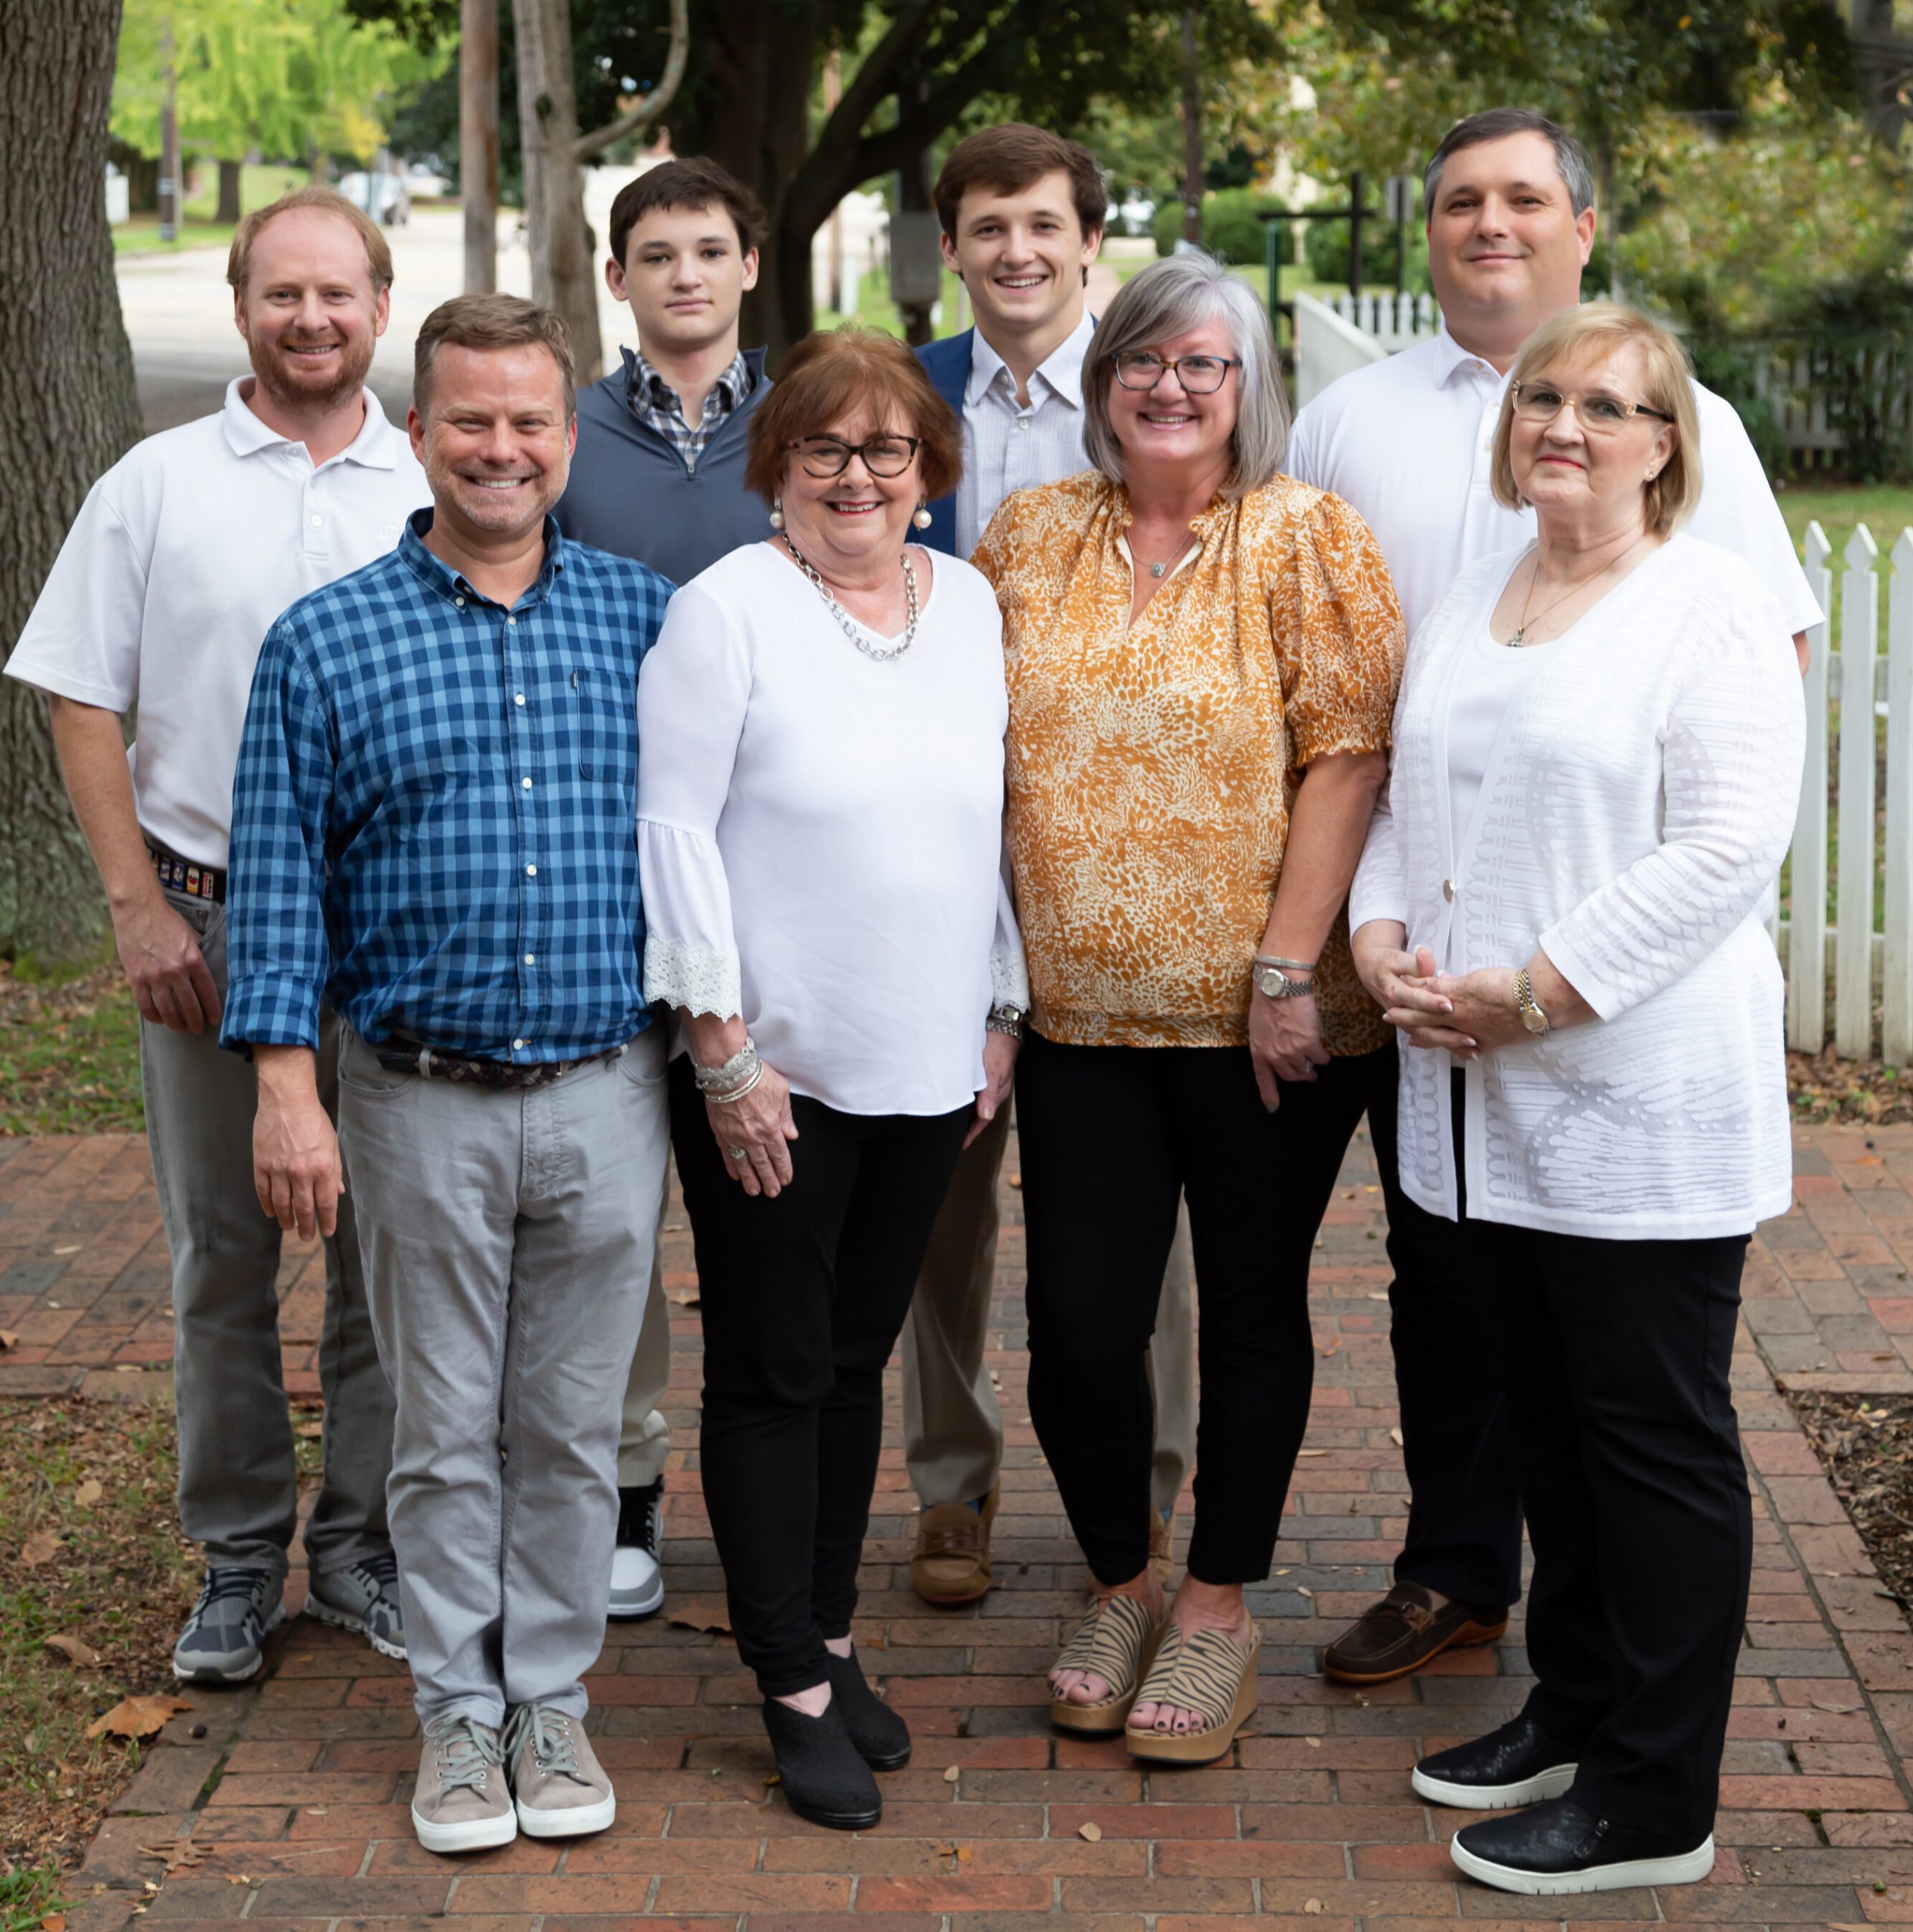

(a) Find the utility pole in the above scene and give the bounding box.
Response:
[1180,7,1202,246]
[460,0,499,292]
[158,14,181,242]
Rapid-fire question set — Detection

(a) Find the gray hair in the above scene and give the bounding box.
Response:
[1081,251,1289,497]
[1422,109,1595,218]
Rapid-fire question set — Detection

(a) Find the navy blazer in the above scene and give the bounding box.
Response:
[914,319,1100,558]
[914,330,973,557]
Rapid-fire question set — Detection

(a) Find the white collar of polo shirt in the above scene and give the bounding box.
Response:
[965,306,1096,411]
[1427,324,1509,392]
[219,375,404,469]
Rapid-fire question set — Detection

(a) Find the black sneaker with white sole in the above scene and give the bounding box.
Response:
[608,1477,665,1620]
[173,1566,284,1683]
[1412,1712,1579,1809]
[1450,1795,1715,1894]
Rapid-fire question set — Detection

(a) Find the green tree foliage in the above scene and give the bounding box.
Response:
[1151,189,1295,266]
[114,0,441,168]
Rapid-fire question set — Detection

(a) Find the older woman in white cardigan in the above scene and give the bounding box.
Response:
[1349,303,1804,1900]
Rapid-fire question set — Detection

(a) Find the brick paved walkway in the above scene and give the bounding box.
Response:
[7,1120,1913,1929]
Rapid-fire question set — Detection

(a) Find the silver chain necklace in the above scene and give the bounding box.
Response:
[781,535,918,660]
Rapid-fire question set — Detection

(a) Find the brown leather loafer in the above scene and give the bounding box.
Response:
[1322,1581,1507,1684]
[911,1484,999,1606]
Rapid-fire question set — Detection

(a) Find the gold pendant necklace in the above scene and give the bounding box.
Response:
[1503,535,1647,647]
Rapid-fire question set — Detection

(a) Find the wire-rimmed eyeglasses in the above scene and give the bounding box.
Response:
[1510,382,1674,433]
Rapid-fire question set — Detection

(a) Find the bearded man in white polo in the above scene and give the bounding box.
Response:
[5,188,427,1681]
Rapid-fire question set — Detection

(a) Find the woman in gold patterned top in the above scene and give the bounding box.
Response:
[971,252,1405,1764]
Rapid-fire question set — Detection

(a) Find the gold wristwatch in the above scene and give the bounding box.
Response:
[1514,968,1550,1035]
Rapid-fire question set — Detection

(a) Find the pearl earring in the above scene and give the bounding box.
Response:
[912,503,933,530]
[768,497,784,531]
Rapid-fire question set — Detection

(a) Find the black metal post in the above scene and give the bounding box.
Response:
[1348,170,1363,300]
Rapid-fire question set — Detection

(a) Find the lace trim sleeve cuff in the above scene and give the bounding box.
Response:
[990,943,1031,1010]
[642,935,743,1020]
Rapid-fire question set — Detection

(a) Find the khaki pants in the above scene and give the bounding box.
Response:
[901,1103,1195,1514]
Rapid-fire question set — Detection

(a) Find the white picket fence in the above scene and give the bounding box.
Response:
[1322,289,1440,351]
[1779,521,1913,1065]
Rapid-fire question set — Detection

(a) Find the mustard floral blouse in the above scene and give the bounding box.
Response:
[971,470,1405,1054]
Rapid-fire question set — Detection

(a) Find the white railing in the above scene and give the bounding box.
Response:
[1292,291,1387,408]
[1779,521,1913,1065]
[1322,290,1440,351]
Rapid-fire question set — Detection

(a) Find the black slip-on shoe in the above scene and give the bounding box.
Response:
[824,1648,912,1771]
[761,1697,882,1832]
[1450,1795,1715,1894]
[1412,1713,1579,1809]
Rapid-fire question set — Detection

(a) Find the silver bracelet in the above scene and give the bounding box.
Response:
[693,1036,758,1094]
[704,1060,766,1105]
[1255,954,1317,975]
[986,1002,1026,1040]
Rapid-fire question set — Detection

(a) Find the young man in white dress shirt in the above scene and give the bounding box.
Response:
[5,189,429,1684]
[1284,107,1820,1688]
[906,125,1196,1607]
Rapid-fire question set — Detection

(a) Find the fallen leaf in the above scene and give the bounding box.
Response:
[87,1695,194,1741]
[1078,1821,1103,1841]
[864,1635,887,1651]
[1007,1172,1022,1189]
[42,1915,66,1930]
[1297,1586,1314,1599]
[53,1244,82,1254]
[74,1478,103,1507]
[1306,1736,1321,1748]
[1318,1337,1341,1358]
[0,1329,19,1350]
[1389,1426,1404,1447]
[1813,1700,1862,1714]
[1858,1155,1885,1165]
[1364,1291,1388,1300]
[943,1764,961,1783]
[1296,1449,1327,1457]
[293,1421,323,1439]
[22,1531,60,1567]
[666,1287,700,1306]
[762,1772,780,1786]
[138,1842,209,1875]
[666,1602,732,1634]
[956,1846,973,1861]
[45,1633,103,1667]
[1303,1902,1324,1918]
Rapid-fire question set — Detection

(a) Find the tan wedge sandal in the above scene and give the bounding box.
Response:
[1123,1616,1261,1765]
[1047,1593,1170,1737]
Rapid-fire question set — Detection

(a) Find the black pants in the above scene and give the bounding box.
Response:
[1459,1150,1752,1839]
[1016,1030,1395,1586]
[1372,1054,1527,1609]
[669,1056,970,1697]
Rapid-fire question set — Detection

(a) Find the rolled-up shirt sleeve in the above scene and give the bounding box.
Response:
[1269,492,1406,767]
[636,581,748,1020]
[220,618,336,1052]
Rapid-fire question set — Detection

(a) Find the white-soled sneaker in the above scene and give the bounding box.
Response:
[172,1567,284,1683]
[503,1703,616,1838]
[608,1478,664,1620]
[411,1713,515,1854]
[306,1549,406,1660]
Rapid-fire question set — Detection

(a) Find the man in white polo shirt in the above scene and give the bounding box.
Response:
[1286,108,1819,1690]
[5,187,429,1684]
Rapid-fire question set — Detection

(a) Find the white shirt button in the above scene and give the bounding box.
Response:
[514,694,525,706]
[455,597,466,608]
[309,513,323,527]
[508,616,517,626]
[526,863,537,876]
[524,953,535,965]
[512,1038,526,1051]
[1443,878,1456,900]
[1016,417,1030,431]
[521,777,533,789]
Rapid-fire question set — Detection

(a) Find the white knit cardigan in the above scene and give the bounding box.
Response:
[1349,534,1806,1239]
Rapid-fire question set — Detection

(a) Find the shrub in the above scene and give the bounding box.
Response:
[1153,189,1293,266]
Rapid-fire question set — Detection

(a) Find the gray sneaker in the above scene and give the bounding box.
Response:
[411,1713,515,1854]
[306,1550,406,1659]
[172,1567,284,1683]
[503,1703,615,1838]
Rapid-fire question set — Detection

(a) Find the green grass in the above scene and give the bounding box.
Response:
[0,961,144,1137]
[0,1870,68,1932]
[113,162,309,256]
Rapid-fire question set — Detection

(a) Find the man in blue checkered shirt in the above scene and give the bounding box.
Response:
[222,294,673,1857]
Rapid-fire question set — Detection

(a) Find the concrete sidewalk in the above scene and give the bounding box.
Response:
[4,1119,1913,1929]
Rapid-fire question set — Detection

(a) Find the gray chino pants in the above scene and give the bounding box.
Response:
[337,1023,670,1727]
[140,890,394,1583]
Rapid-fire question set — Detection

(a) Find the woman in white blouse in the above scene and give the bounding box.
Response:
[1350,303,1804,1898]
[635,327,1027,1835]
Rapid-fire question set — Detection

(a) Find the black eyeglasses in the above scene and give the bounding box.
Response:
[789,435,922,478]
[1510,382,1673,432]
[1111,351,1240,395]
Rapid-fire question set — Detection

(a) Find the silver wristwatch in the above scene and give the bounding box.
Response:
[986,1001,1026,1038]
[1252,961,1314,1000]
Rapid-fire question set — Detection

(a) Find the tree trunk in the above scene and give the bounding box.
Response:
[216,156,243,223]
[511,0,602,382]
[0,0,143,963]
[460,0,500,294]
[1180,7,1202,245]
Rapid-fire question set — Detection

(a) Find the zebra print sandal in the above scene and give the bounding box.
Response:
[1123,1616,1262,1765]
[1047,1593,1170,1737]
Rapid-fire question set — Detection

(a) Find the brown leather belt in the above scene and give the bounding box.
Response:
[372,1038,619,1092]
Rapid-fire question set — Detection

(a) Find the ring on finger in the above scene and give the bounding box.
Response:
[728,1145,749,1162]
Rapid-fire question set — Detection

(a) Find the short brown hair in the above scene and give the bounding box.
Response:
[413,294,577,421]
[607,158,767,267]
[745,327,961,505]
[1490,302,1702,539]
[226,186,395,298]
[933,125,1106,243]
